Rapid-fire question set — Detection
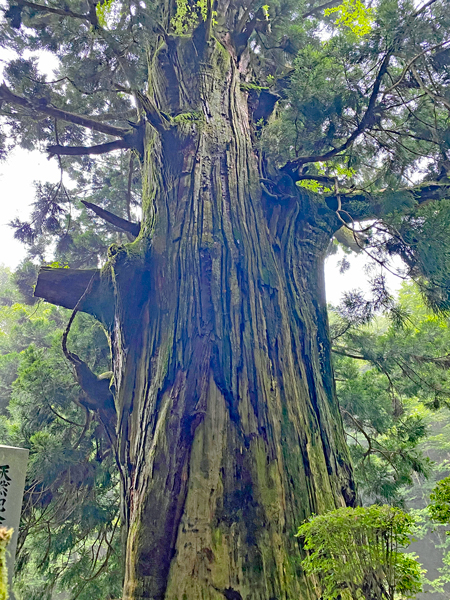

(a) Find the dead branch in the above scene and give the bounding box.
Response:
[34,267,115,326]
[81,200,141,238]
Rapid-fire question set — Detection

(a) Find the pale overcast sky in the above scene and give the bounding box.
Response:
[0,149,60,267]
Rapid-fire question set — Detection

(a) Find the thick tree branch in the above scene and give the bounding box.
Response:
[302,0,341,18]
[47,139,130,156]
[34,267,114,325]
[0,83,129,137]
[81,200,141,238]
[233,6,271,55]
[35,268,99,310]
[282,52,392,173]
[16,0,98,26]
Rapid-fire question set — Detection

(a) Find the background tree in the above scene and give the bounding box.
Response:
[429,476,450,527]
[329,281,450,598]
[1,0,450,598]
[331,281,450,505]
[0,267,122,600]
[0,528,12,600]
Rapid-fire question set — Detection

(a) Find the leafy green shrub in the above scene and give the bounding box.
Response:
[297,505,423,600]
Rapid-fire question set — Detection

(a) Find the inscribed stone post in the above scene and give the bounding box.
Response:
[0,446,29,598]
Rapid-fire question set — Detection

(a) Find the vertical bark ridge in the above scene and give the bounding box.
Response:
[110,36,355,600]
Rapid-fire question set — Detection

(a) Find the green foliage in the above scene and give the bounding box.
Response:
[297,161,355,193]
[324,0,374,36]
[0,267,121,600]
[0,0,450,596]
[297,179,325,192]
[297,505,423,600]
[257,0,450,209]
[95,0,115,28]
[330,281,450,505]
[45,262,69,269]
[171,0,217,34]
[386,198,450,312]
[429,476,450,526]
[171,0,199,34]
[331,280,450,593]
[398,408,450,596]
[1,0,449,314]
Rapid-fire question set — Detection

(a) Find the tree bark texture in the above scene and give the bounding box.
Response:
[76,36,354,599]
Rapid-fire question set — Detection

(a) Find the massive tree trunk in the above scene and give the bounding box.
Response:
[38,33,355,600]
[113,35,354,600]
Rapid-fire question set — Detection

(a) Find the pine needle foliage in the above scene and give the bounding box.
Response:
[429,477,450,526]
[331,282,450,505]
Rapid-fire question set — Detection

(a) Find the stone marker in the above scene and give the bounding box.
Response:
[0,445,29,599]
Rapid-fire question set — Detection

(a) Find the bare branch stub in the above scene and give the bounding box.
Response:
[81,200,141,238]
[34,268,99,310]
[34,267,114,326]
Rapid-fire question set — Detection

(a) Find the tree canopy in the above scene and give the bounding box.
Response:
[0,0,450,292]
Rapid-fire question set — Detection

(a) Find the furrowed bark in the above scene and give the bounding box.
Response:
[34,29,355,600]
[102,36,355,600]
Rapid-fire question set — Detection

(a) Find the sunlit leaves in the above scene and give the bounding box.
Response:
[324,0,374,37]
[95,0,116,28]
[171,0,217,33]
